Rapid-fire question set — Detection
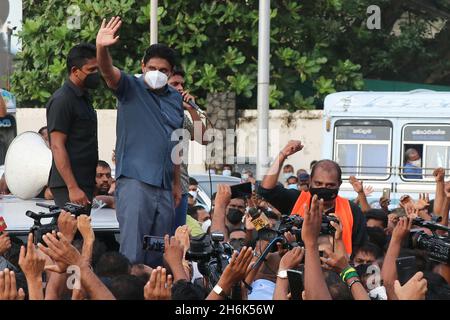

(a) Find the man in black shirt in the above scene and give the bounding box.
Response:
[46,43,100,210]
[257,140,367,254]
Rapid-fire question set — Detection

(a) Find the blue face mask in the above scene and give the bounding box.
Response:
[287,184,299,190]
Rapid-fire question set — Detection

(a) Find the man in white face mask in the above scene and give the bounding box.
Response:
[403,148,423,179]
[96,17,184,268]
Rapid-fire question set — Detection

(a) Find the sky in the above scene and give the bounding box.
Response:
[1,0,23,54]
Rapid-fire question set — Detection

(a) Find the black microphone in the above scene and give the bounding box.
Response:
[186,99,205,114]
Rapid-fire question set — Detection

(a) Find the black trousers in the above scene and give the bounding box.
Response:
[50,186,94,214]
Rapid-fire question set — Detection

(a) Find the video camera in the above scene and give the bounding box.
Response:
[143,232,234,291]
[255,211,338,251]
[409,217,450,265]
[26,202,88,244]
[250,211,339,271]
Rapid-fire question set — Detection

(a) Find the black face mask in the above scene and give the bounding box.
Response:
[309,187,339,201]
[227,208,244,225]
[84,72,101,89]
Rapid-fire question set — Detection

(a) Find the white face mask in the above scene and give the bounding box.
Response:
[222,170,232,176]
[188,190,198,199]
[144,70,168,89]
[242,174,249,181]
[201,219,212,233]
[409,159,422,167]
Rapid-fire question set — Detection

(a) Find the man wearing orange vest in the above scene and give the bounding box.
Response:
[257,140,367,255]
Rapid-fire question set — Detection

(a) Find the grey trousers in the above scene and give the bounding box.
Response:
[115,177,175,267]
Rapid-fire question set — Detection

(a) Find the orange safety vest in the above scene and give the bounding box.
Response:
[290,191,354,255]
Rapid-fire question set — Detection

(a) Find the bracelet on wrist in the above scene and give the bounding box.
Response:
[340,266,358,282]
[347,278,361,290]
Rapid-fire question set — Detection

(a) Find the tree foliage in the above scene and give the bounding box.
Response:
[10,0,450,111]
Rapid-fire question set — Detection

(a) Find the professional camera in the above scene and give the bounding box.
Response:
[186,233,234,290]
[143,232,234,291]
[256,213,338,251]
[26,202,88,244]
[409,217,450,265]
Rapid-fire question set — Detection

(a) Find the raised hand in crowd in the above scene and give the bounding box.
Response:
[263,140,304,186]
[174,225,192,279]
[206,246,254,300]
[433,168,446,217]
[379,196,391,214]
[58,210,78,243]
[18,233,46,300]
[211,184,232,242]
[39,232,115,300]
[163,235,189,281]
[440,181,450,227]
[349,175,364,194]
[0,269,25,300]
[363,185,374,197]
[329,214,346,258]
[144,266,173,300]
[273,246,304,300]
[77,214,95,241]
[415,193,430,211]
[381,217,412,300]
[301,195,332,300]
[394,271,427,300]
[77,215,95,263]
[349,176,371,213]
[174,225,190,256]
[38,232,82,273]
[399,195,416,218]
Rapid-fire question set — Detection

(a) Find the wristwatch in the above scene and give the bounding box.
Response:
[213,284,230,298]
[277,270,288,279]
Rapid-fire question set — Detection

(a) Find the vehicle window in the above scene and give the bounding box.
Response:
[402,125,450,180]
[336,144,358,175]
[334,120,392,179]
[361,144,389,176]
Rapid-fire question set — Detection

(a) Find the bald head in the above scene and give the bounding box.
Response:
[310,160,342,186]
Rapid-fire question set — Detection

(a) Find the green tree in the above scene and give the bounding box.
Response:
[11,0,450,111]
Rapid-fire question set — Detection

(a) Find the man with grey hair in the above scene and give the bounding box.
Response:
[403,148,423,179]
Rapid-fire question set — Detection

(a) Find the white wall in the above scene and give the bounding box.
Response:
[15,108,324,174]
[16,108,117,166]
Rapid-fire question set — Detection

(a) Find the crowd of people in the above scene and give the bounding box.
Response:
[1,137,450,300]
[0,16,450,301]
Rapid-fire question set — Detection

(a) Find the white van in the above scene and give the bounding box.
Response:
[322,90,450,203]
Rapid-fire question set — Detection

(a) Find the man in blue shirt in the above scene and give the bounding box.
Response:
[96,17,183,267]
